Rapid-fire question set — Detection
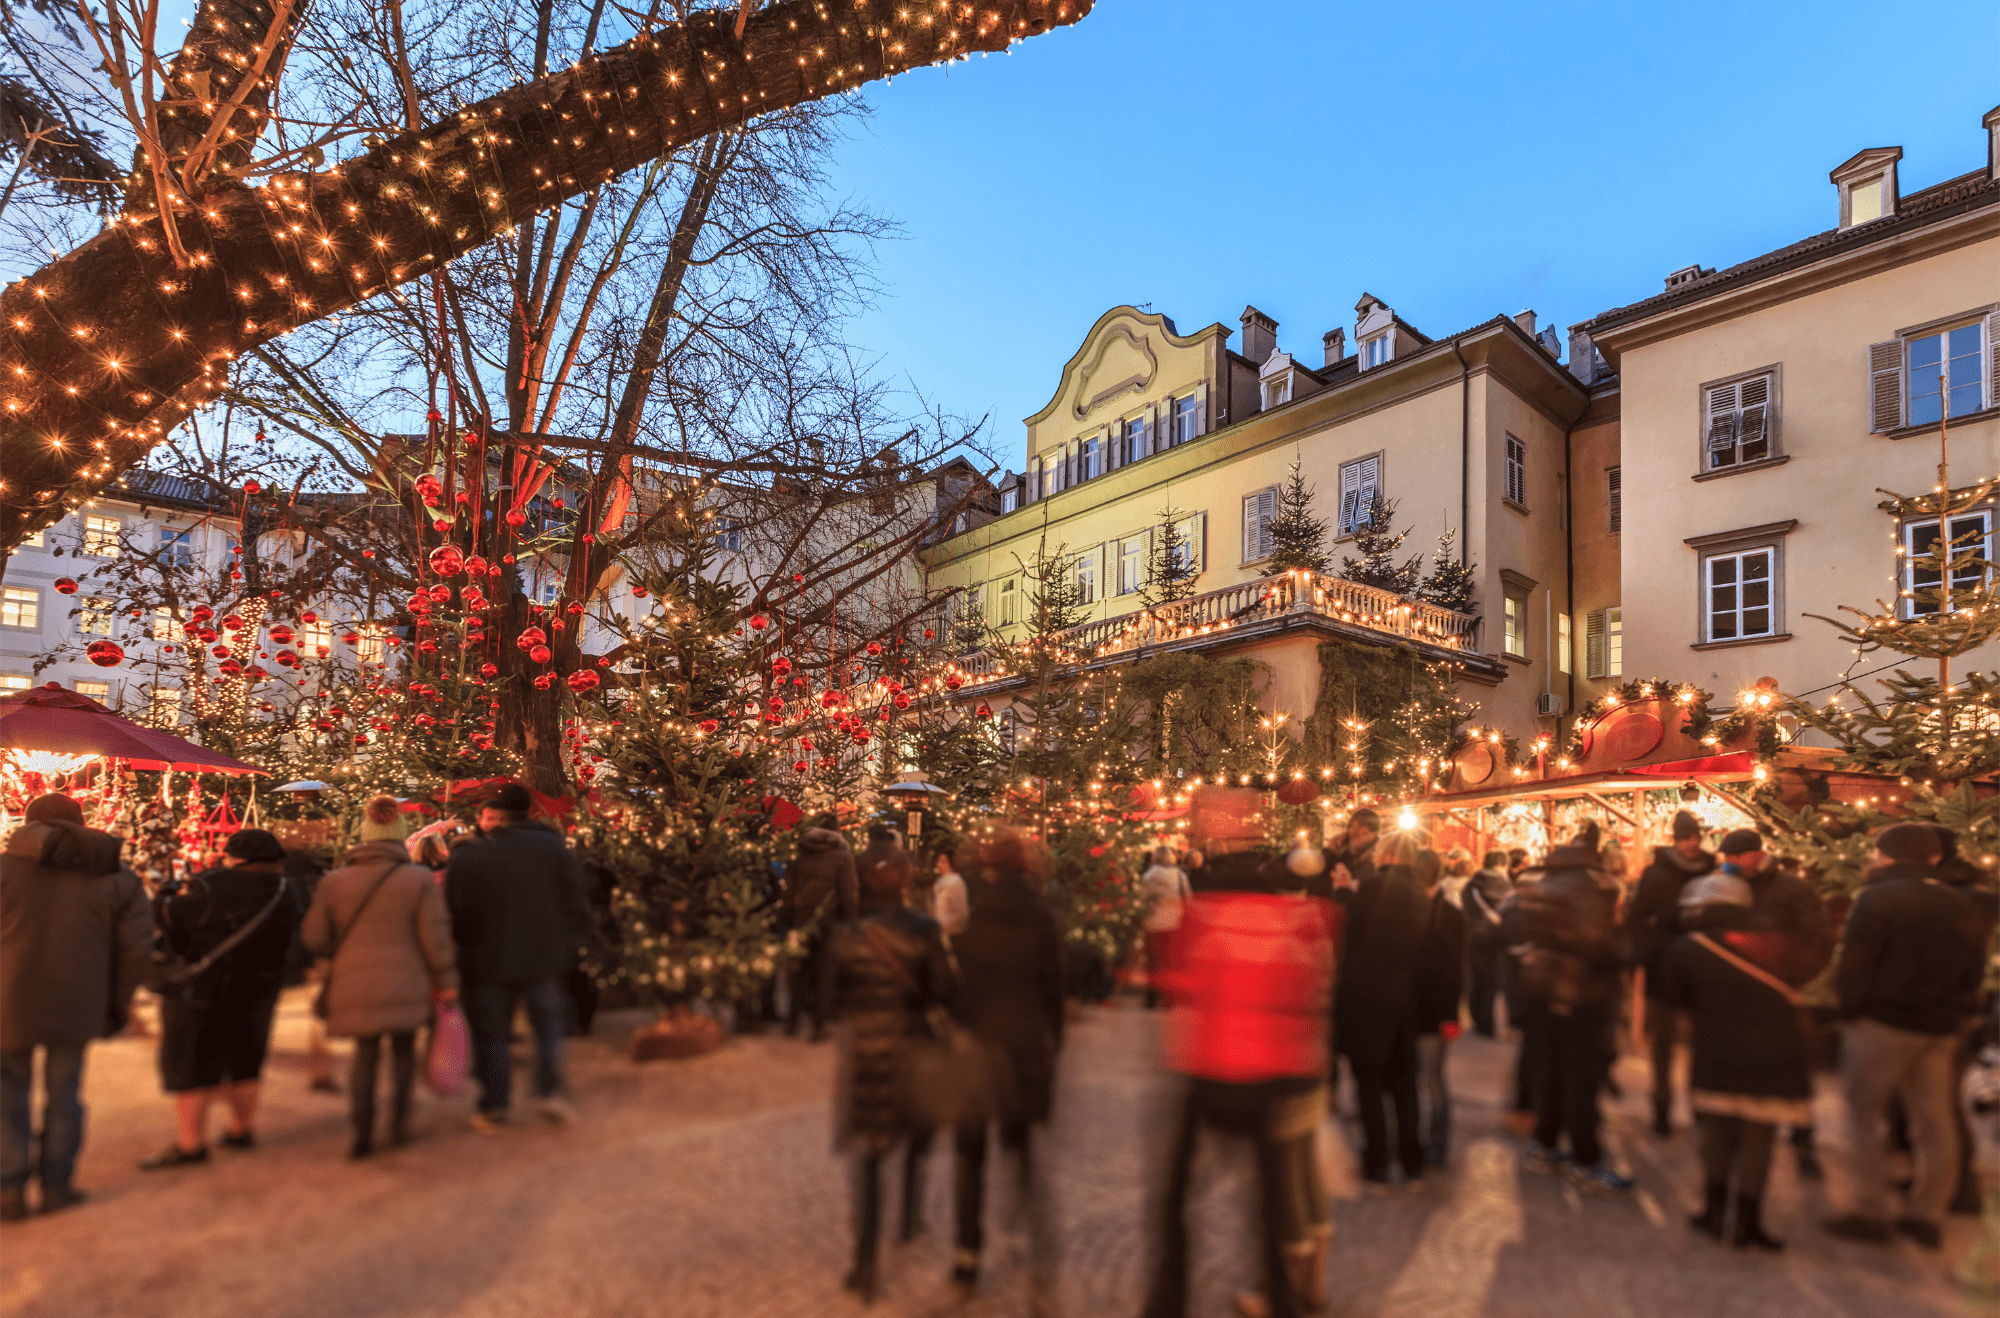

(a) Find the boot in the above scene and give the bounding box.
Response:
[1688,1180,1728,1240]
[1732,1194,1783,1252]
[1652,1100,1673,1138]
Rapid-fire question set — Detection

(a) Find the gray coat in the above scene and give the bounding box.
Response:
[1,821,152,1049]
[302,841,458,1037]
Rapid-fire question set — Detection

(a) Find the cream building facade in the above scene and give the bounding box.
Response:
[1576,106,2000,711]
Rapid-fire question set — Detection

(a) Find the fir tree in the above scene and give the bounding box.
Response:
[1265,459,1332,576]
[1144,506,1201,607]
[1338,495,1424,597]
[1418,527,1478,613]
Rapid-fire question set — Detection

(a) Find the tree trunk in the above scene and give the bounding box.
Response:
[0,0,1092,549]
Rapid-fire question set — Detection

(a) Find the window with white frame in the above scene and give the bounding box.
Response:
[1001,488,1019,515]
[301,617,331,652]
[1169,513,1204,576]
[1074,552,1097,605]
[1041,452,1062,495]
[1607,467,1622,535]
[0,675,30,693]
[1704,372,1776,470]
[2,585,38,629]
[1504,436,1527,507]
[1242,487,1278,562]
[82,514,121,556]
[1503,587,1529,659]
[159,526,195,569]
[1117,537,1145,595]
[1337,455,1381,536]
[998,577,1016,627]
[79,597,115,637]
[1870,311,1998,432]
[714,517,742,552]
[1261,372,1292,410]
[358,627,389,665]
[1902,508,1993,617]
[1704,548,1776,642]
[1123,416,1147,465]
[1170,394,1200,447]
[1558,613,1573,675]
[74,680,110,700]
[1361,336,1390,369]
[1585,607,1624,677]
[1079,434,1103,482]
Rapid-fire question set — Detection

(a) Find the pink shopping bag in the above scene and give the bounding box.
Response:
[426,1003,471,1097]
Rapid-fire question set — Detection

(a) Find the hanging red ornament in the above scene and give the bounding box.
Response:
[162,645,176,654]
[793,760,808,772]
[219,659,242,676]
[354,732,370,745]
[268,624,294,644]
[631,586,649,598]
[749,615,768,631]
[923,628,934,641]
[800,737,814,750]
[198,628,218,643]
[243,479,261,495]
[362,549,375,559]
[190,604,214,623]
[596,657,610,668]
[428,544,465,577]
[479,662,499,678]
[231,544,243,556]
[417,640,439,654]
[945,675,963,691]
[85,639,124,667]
[893,694,911,710]
[534,673,553,690]
[341,631,360,645]
[975,705,993,720]
[211,644,231,659]
[865,641,882,656]
[505,509,527,528]
[299,610,317,624]
[428,584,452,603]
[771,657,793,675]
[567,670,600,693]
[819,691,842,709]
[552,498,565,511]
[431,520,451,534]
[792,573,804,583]
[52,577,77,595]
[274,649,298,667]
[502,555,516,565]
[221,614,243,631]
[455,491,471,504]
[529,644,552,665]
[316,645,329,657]
[698,719,720,734]
[565,601,583,616]
[516,626,547,651]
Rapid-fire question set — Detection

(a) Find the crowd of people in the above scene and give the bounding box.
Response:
[0,784,1991,1317]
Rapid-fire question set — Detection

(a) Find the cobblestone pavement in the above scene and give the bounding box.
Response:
[1,990,1993,1318]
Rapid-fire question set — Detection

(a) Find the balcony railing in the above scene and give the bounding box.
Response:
[953,570,1480,682]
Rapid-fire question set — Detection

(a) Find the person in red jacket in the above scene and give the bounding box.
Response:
[1143,852,1337,1318]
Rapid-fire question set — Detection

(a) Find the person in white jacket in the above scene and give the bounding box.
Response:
[1141,848,1193,1009]
[929,851,968,938]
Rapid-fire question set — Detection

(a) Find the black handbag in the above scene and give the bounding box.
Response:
[151,875,289,996]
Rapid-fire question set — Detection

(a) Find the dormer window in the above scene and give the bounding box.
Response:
[1848,176,1886,225]
[1262,371,1292,409]
[1830,146,1902,230]
[1361,335,1390,369]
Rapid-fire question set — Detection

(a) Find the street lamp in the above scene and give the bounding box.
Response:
[883,778,947,838]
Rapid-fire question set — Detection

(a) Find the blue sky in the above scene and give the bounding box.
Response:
[832,0,1999,473]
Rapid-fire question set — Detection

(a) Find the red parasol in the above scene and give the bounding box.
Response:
[0,685,265,775]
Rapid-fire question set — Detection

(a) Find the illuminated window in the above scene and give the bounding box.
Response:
[998,577,1016,627]
[80,597,115,637]
[0,675,31,693]
[1,586,38,629]
[150,608,175,641]
[82,514,121,556]
[74,680,110,700]
[1903,508,1992,618]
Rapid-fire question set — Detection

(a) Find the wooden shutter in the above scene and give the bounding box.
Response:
[1026,462,1040,503]
[1186,512,1206,572]
[1338,461,1362,532]
[1606,467,1621,536]
[1704,383,1738,452]
[1242,489,1277,562]
[1584,608,1607,678]
[1737,375,1770,453]
[1986,309,2000,410]
[1192,381,1208,438]
[1868,339,1904,432]
[1143,405,1155,458]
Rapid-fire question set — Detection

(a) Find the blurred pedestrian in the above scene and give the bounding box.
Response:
[1335,830,1430,1190]
[1413,850,1465,1167]
[1659,873,1812,1251]
[1144,851,1335,1318]
[1326,809,1380,892]
[822,856,954,1303]
[142,829,302,1170]
[1931,825,1998,1215]
[930,849,968,939]
[1511,823,1633,1192]
[303,835,459,1159]
[786,815,859,1041]
[1461,849,1512,1038]
[1,795,152,1219]
[1626,810,1716,1135]
[1142,846,1192,1009]
[279,847,340,1096]
[445,784,592,1134]
[1824,823,1985,1249]
[949,829,1066,1301]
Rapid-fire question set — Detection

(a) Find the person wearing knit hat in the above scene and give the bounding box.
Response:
[1625,811,1718,1135]
[22,793,85,825]
[357,795,408,844]
[1825,822,1986,1249]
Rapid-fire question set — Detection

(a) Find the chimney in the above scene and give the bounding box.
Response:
[1513,309,1536,335]
[1986,104,2000,181]
[1321,328,1346,368]
[1240,306,1277,364]
[1568,327,1601,385]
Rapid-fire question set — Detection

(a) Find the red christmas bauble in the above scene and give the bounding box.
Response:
[749,615,768,631]
[243,479,261,495]
[865,641,882,655]
[417,640,439,654]
[698,719,720,734]
[427,545,465,577]
[945,675,963,691]
[530,644,552,665]
[464,555,489,577]
[219,659,242,676]
[631,586,649,598]
[771,657,793,675]
[567,670,600,693]
[299,610,317,624]
[274,649,298,667]
[222,614,243,631]
[516,626,546,651]
[85,639,124,668]
[505,510,527,528]
[211,645,231,659]
[975,705,992,720]
[565,601,583,616]
[52,577,78,595]
[793,761,808,772]
[480,662,499,679]
[268,624,294,644]
[190,605,214,623]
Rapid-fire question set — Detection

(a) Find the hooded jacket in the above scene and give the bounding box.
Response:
[0,820,153,1049]
[1625,845,1716,988]
[443,820,592,983]
[1836,861,1985,1035]
[303,840,459,1037]
[950,869,1066,1123]
[787,827,859,924]
[1737,857,1833,982]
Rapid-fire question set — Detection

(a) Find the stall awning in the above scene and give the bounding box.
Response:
[1411,758,1757,814]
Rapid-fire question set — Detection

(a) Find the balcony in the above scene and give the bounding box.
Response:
[952,570,1500,688]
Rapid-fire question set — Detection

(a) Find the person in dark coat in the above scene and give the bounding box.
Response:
[1512,823,1633,1192]
[1320,808,1380,896]
[1624,810,1715,1135]
[1144,851,1336,1318]
[1658,873,1813,1252]
[143,829,303,1170]
[1460,849,1512,1037]
[787,817,859,1040]
[1716,829,1834,1177]
[1824,823,1986,1249]
[303,838,459,1158]
[822,861,954,1303]
[0,796,152,1218]
[1932,826,1998,1215]
[1412,850,1465,1167]
[444,784,592,1133]
[948,828,1066,1299]
[1333,830,1430,1188]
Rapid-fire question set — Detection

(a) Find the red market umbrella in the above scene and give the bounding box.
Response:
[0,684,265,775]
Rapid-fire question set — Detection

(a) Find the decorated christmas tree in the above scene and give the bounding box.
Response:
[1144,507,1201,607]
[1338,495,1424,597]
[1418,527,1478,614]
[1265,459,1331,576]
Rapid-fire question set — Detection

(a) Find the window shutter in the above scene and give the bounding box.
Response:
[1182,513,1206,573]
[1065,439,1078,489]
[1192,382,1208,437]
[1606,467,1622,536]
[1243,494,1261,562]
[1584,608,1607,678]
[1143,406,1155,458]
[1260,488,1278,558]
[1868,339,1904,432]
[1106,424,1121,473]
[1704,383,1738,452]
[1356,454,1381,518]
[1986,309,2000,410]
[1026,463,1040,503]
[1737,375,1769,453]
